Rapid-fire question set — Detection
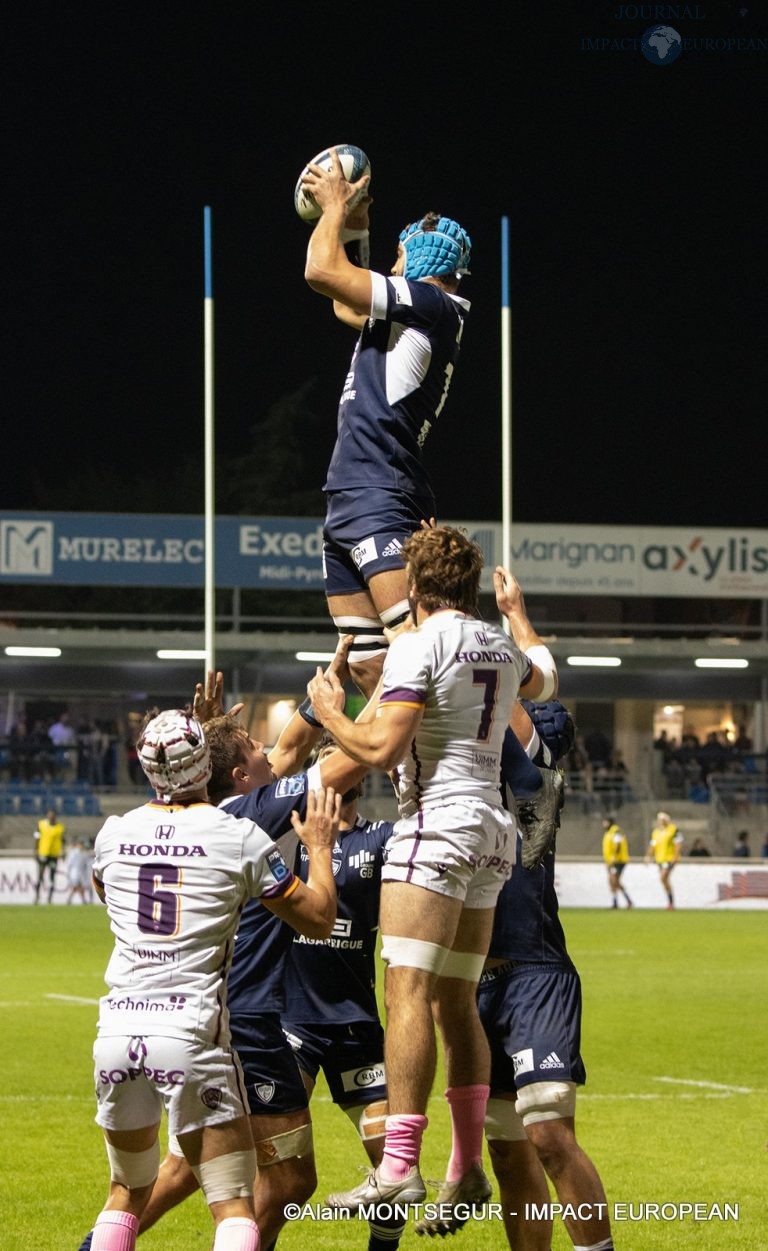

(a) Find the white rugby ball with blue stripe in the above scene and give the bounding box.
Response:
[294,144,371,222]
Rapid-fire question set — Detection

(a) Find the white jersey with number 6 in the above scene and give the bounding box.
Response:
[379,610,532,817]
[92,801,297,1043]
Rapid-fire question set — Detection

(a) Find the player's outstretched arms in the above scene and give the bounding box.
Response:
[494,566,558,701]
[261,788,341,939]
[304,150,372,313]
[267,635,353,779]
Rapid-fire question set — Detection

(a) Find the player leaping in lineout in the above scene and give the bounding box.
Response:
[302,148,472,698]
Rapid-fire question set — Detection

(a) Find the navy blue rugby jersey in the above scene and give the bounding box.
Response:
[325,273,470,496]
[219,770,319,1014]
[282,815,394,1026]
[487,731,571,966]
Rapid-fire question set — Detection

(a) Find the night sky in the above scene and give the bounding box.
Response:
[4,1,767,528]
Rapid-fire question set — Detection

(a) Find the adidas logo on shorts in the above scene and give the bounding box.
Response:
[540,1051,564,1070]
[381,538,404,558]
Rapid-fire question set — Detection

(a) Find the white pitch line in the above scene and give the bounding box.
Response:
[653,1075,757,1095]
[45,993,99,1005]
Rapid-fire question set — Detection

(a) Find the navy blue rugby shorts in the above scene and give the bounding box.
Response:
[477,961,587,1093]
[323,486,435,597]
[230,1012,309,1116]
[282,1018,386,1106]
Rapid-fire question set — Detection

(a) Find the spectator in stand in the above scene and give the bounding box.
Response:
[688,838,712,858]
[699,731,726,783]
[653,729,672,763]
[9,713,29,780]
[760,834,768,860]
[732,831,751,858]
[29,720,55,781]
[49,710,76,780]
[734,725,753,754]
[564,735,592,789]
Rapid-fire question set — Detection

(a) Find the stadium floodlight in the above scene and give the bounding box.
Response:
[4,646,62,657]
[566,656,622,667]
[694,658,748,669]
[156,649,208,660]
[295,651,337,663]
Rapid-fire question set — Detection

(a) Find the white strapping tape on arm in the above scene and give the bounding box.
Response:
[524,644,557,700]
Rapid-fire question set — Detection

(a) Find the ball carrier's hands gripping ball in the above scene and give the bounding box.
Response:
[294,144,371,222]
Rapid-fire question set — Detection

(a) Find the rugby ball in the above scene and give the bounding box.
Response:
[294,144,371,222]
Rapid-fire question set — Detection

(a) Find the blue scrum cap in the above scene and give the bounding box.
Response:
[399,215,472,281]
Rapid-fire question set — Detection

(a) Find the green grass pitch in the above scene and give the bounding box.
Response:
[1,905,765,1249]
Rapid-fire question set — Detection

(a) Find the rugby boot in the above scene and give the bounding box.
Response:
[326,1163,426,1213]
[516,767,564,870]
[414,1163,493,1236]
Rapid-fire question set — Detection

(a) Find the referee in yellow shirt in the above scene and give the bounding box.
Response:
[602,815,633,909]
[645,810,683,909]
[34,807,66,903]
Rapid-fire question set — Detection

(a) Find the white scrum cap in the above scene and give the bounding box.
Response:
[137,710,211,798]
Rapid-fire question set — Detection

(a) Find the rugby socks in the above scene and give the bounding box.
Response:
[368,1211,406,1249]
[379,1113,428,1181]
[91,1211,138,1251]
[444,1084,489,1181]
[501,731,543,799]
[212,1216,260,1250]
[574,1239,614,1250]
[77,1234,93,1251]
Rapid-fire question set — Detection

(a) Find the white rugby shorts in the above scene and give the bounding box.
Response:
[383,800,515,908]
[93,1033,250,1136]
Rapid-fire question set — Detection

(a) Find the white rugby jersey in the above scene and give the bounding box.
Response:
[380,611,531,817]
[92,801,297,1043]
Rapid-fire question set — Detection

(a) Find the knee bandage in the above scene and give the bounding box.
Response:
[190,1149,257,1203]
[381,935,450,974]
[484,1097,527,1143]
[333,616,387,662]
[380,600,411,630]
[515,1080,576,1125]
[439,949,487,982]
[252,1123,314,1167]
[105,1138,160,1189]
[343,1099,388,1142]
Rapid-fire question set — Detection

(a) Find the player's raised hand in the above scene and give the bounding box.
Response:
[493,566,526,618]
[345,193,372,231]
[302,147,370,215]
[290,786,341,851]
[307,667,345,725]
[326,634,353,687]
[193,670,244,723]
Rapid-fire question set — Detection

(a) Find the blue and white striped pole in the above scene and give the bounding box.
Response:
[203,207,215,677]
[500,215,512,576]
